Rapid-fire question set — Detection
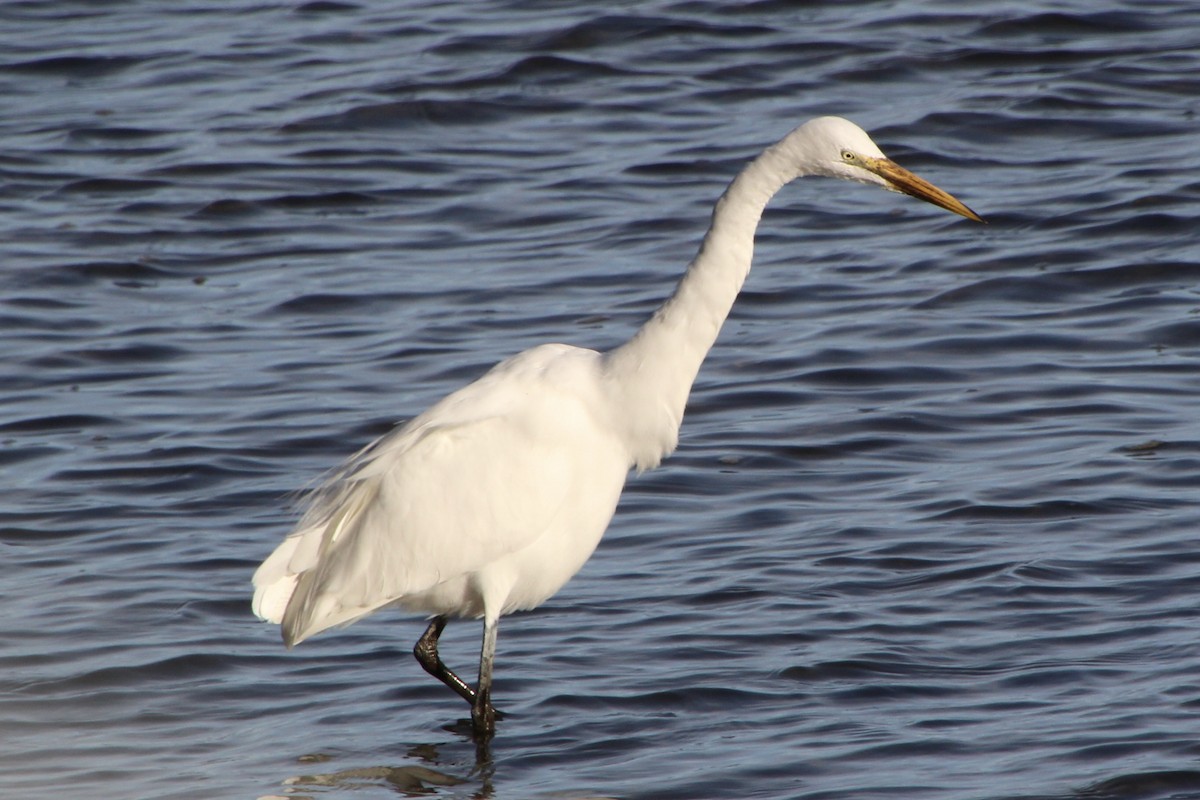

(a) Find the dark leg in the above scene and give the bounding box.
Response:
[413,615,475,705]
[471,618,499,738]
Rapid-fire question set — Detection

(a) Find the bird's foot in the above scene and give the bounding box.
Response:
[471,703,497,738]
[470,694,499,739]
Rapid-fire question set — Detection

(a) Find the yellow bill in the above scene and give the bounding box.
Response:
[864,156,984,223]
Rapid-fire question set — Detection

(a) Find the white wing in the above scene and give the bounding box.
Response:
[252,344,626,644]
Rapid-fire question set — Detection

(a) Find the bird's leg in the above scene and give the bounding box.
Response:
[471,618,499,738]
[413,615,476,705]
[413,615,506,725]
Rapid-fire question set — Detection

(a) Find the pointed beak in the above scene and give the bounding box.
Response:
[864,157,984,223]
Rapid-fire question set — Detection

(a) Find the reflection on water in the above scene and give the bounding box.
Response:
[260,742,623,799]
[262,745,472,799]
[279,763,464,797]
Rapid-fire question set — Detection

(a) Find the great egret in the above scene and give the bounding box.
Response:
[252,116,982,738]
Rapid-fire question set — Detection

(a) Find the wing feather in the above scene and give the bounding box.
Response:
[255,344,611,644]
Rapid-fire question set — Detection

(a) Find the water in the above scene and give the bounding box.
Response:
[2,1,1199,798]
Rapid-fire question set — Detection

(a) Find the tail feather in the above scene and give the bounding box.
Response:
[252,474,389,646]
[251,533,302,625]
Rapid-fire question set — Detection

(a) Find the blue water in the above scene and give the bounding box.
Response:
[2,1,1200,798]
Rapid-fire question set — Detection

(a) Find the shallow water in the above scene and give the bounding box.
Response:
[3,1,1200,799]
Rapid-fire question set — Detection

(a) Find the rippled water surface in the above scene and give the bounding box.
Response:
[3,1,1200,799]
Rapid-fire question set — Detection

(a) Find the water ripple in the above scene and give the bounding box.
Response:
[2,2,1200,800]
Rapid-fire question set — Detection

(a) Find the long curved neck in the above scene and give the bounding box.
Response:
[604,141,802,470]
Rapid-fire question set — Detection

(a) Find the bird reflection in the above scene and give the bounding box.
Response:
[264,739,621,800]
[282,763,467,795]
[269,742,491,798]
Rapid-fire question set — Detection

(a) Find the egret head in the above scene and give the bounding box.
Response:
[784,116,984,222]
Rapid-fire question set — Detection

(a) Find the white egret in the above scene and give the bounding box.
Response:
[252,116,982,738]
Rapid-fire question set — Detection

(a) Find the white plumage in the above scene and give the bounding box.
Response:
[255,344,627,640]
[252,117,982,738]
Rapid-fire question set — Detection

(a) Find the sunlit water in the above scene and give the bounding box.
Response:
[2,1,1200,799]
